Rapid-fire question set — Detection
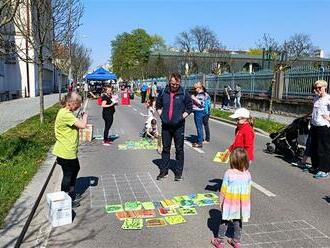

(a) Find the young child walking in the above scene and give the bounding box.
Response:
[211,148,252,248]
[227,108,255,162]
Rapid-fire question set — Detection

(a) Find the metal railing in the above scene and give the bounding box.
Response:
[138,66,330,100]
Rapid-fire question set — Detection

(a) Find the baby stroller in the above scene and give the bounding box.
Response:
[265,116,310,160]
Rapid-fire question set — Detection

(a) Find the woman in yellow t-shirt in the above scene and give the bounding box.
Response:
[53,92,88,208]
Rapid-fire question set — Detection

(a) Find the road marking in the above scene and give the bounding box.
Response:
[112,174,123,205]
[100,175,108,204]
[139,112,147,117]
[148,172,167,199]
[184,140,205,154]
[252,181,276,197]
[132,107,137,111]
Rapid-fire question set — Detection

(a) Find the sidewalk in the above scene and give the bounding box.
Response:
[0,94,60,134]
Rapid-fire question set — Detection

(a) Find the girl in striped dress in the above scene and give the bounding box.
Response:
[211,148,252,248]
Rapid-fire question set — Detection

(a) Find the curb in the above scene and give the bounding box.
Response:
[209,115,270,136]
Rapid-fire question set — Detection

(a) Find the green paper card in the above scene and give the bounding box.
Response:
[165,215,186,225]
[105,204,123,213]
[142,201,155,210]
[125,201,142,211]
[179,207,197,216]
[118,144,128,150]
[121,218,143,230]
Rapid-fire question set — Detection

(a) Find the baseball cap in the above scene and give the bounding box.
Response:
[229,108,250,119]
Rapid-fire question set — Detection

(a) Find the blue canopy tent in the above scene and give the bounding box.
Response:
[84,67,117,81]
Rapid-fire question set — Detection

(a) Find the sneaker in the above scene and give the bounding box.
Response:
[72,200,80,208]
[174,174,183,181]
[227,239,241,248]
[156,171,168,180]
[314,171,329,179]
[203,140,210,144]
[192,143,203,148]
[102,141,111,146]
[74,193,82,201]
[210,237,224,248]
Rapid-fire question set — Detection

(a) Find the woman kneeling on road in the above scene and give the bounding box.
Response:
[53,92,88,208]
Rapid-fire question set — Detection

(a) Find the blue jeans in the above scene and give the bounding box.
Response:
[234,96,241,108]
[194,110,205,144]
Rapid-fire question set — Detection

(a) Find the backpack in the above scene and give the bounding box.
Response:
[204,95,211,114]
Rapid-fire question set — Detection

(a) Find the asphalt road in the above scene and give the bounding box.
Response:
[45,97,330,248]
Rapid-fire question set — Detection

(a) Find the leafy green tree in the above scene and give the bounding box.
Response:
[111,29,164,79]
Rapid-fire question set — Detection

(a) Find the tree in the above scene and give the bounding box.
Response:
[256,32,316,119]
[282,33,314,58]
[0,0,21,55]
[175,31,192,52]
[71,42,91,82]
[12,0,84,123]
[111,29,163,79]
[190,25,220,52]
[256,33,281,52]
[0,0,21,29]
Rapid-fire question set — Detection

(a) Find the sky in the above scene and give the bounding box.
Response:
[79,0,330,69]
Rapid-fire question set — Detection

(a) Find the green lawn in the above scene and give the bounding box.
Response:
[210,108,286,134]
[0,104,60,227]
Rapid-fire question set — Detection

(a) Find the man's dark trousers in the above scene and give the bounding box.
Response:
[161,123,185,175]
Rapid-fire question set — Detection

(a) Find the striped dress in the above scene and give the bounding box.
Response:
[220,169,251,222]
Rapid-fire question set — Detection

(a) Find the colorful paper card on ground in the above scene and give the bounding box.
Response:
[165,215,186,225]
[105,204,124,213]
[121,218,143,230]
[179,207,197,215]
[145,218,167,227]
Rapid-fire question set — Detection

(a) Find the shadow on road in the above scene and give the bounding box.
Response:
[323,196,330,204]
[207,209,222,237]
[75,176,99,196]
[152,159,180,174]
[185,135,198,144]
[205,178,223,192]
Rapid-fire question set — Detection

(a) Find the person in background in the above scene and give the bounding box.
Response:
[221,85,230,110]
[84,82,89,101]
[234,84,242,108]
[191,82,208,148]
[156,72,192,181]
[310,80,330,179]
[53,92,88,208]
[150,82,158,107]
[211,148,252,248]
[101,86,117,146]
[140,82,148,103]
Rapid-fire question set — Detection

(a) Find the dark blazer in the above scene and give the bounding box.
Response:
[156,85,192,127]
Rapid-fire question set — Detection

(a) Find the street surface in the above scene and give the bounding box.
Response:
[38,97,330,247]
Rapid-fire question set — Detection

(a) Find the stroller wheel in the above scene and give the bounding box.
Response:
[297,147,305,158]
[266,143,276,154]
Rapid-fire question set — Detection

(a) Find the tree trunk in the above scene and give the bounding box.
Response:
[38,55,44,124]
[267,74,276,120]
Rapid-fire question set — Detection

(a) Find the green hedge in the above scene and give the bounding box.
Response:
[210,108,286,134]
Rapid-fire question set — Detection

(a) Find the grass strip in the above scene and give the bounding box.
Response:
[210,108,286,134]
[0,104,60,227]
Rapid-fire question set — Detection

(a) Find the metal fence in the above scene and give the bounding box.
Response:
[283,66,330,99]
[139,66,330,99]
